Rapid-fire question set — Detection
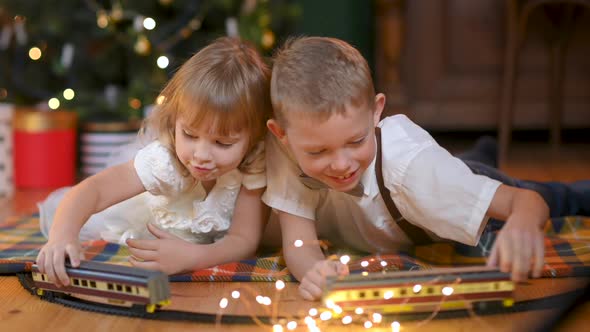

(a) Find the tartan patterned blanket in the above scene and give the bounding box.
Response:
[1,214,590,281]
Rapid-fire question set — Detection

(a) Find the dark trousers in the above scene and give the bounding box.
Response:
[463,160,590,218]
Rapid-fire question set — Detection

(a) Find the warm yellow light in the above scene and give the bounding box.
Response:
[392,321,401,332]
[63,88,75,100]
[157,56,169,69]
[143,17,156,30]
[372,313,383,323]
[319,311,332,321]
[129,98,141,110]
[324,299,334,309]
[286,321,297,330]
[29,47,42,60]
[261,30,275,49]
[156,95,166,105]
[362,271,369,276]
[413,284,422,293]
[272,324,283,332]
[442,286,454,296]
[339,255,350,265]
[48,98,60,109]
[97,11,108,28]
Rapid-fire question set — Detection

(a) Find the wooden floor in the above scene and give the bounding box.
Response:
[1,137,589,331]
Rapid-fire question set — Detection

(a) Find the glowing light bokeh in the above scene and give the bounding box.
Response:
[48,98,60,109]
[63,89,75,100]
[157,56,169,68]
[143,17,156,30]
[29,47,42,60]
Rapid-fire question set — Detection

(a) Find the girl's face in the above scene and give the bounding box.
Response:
[174,116,250,182]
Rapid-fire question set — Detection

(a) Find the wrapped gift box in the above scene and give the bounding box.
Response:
[0,104,14,196]
[13,109,78,188]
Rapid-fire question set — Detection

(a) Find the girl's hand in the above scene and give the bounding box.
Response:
[486,213,545,281]
[36,238,83,287]
[298,259,349,301]
[126,223,198,275]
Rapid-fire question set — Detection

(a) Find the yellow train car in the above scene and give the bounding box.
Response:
[323,266,514,314]
[32,260,170,313]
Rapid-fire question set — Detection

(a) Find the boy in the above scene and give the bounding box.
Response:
[262,37,590,301]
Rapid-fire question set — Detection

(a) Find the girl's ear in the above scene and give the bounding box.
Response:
[373,93,386,126]
[267,119,288,145]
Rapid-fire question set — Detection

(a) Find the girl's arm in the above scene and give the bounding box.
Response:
[127,186,270,274]
[197,186,270,267]
[37,160,146,286]
[485,184,549,281]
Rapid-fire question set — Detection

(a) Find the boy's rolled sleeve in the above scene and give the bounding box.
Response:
[392,145,501,245]
[261,134,319,221]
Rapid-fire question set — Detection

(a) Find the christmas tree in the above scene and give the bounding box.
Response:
[0,0,299,121]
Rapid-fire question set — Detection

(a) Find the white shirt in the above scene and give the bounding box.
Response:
[129,140,266,243]
[262,115,501,252]
[38,139,266,245]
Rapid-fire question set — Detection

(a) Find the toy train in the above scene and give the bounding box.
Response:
[31,260,171,313]
[323,266,514,314]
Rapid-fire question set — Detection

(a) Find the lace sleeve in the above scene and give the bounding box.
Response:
[133,141,187,196]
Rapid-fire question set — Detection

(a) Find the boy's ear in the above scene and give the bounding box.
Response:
[373,93,386,126]
[267,119,288,145]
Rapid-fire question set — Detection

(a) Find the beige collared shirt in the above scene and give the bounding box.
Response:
[262,115,501,253]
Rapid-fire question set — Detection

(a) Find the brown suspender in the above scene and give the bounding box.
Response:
[375,127,433,245]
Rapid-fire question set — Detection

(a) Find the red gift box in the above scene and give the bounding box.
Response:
[13,109,78,188]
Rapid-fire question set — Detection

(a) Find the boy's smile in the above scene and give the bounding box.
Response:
[268,94,385,193]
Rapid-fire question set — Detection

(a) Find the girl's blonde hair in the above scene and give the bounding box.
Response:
[144,37,271,174]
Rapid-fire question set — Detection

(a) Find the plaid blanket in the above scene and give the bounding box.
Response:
[1,214,590,281]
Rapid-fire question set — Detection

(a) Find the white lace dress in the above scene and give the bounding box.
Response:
[38,140,266,245]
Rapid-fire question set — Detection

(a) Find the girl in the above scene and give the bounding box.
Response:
[36,37,272,287]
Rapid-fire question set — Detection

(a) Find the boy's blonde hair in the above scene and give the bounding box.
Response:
[145,37,271,174]
[271,37,375,126]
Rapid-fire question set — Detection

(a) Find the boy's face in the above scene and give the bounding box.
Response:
[268,94,385,192]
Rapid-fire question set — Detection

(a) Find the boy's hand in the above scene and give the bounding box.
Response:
[36,237,83,287]
[126,223,197,275]
[298,259,349,301]
[486,213,545,281]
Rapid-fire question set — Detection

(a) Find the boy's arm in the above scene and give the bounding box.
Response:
[485,184,549,281]
[128,186,269,274]
[279,211,348,301]
[38,160,145,285]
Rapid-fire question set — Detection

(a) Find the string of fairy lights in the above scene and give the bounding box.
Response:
[199,236,564,331]
[207,253,407,332]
